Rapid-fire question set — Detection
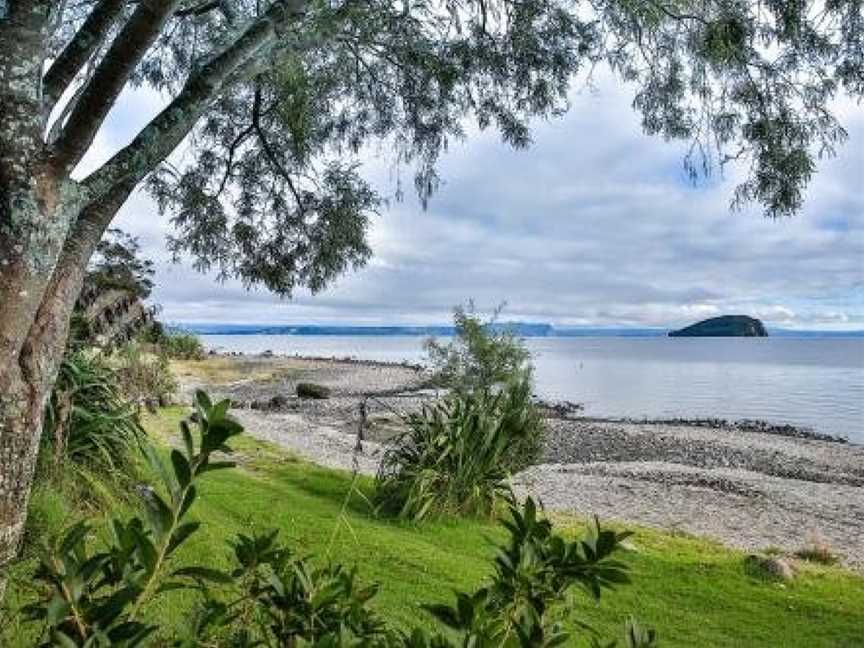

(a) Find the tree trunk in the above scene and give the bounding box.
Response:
[0,1,69,598]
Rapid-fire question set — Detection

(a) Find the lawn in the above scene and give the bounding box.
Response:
[5,406,863,646]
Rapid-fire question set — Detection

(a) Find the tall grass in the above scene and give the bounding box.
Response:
[375,383,538,521]
[43,351,144,473]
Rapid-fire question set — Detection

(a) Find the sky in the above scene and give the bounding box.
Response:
[81,72,864,330]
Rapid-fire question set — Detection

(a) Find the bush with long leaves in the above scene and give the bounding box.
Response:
[375,384,543,521]
[43,351,144,473]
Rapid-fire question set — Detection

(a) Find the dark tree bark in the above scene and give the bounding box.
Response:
[0,0,305,595]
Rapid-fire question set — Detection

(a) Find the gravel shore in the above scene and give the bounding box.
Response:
[177,353,864,571]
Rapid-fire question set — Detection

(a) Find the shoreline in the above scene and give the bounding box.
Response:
[205,350,854,445]
[175,352,864,571]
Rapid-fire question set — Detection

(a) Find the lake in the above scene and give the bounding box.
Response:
[200,335,864,443]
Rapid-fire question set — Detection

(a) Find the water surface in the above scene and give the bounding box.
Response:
[201,334,864,442]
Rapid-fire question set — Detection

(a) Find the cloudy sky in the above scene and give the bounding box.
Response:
[86,73,864,330]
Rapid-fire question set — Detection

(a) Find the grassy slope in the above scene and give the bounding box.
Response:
[8,406,864,647]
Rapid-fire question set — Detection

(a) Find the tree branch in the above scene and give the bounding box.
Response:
[42,0,126,110]
[50,0,184,174]
[81,0,306,202]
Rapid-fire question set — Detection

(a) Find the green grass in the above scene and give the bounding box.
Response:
[5,406,864,646]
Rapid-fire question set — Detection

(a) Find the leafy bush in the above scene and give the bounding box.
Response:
[160,331,205,360]
[423,498,643,647]
[425,302,533,394]
[25,391,243,646]
[43,351,144,473]
[23,392,653,647]
[423,302,544,470]
[112,342,177,407]
[187,530,388,646]
[375,385,541,521]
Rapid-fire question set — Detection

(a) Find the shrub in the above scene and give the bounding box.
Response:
[24,391,243,646]
[160,331,205,360]
[423,302,544,470]
[794,539,839,566]
[375,385,541,521]
[296,381,332,399]
[112,342,177,407]
[422,498,642,647]
[43,351,144,474]
[425,302,532,394]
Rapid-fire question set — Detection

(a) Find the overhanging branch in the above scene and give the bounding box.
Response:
[80,0,306,204]
[42,0,126,110]
[50,0,184,174]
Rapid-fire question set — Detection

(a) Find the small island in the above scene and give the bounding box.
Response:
[669,315,768,337]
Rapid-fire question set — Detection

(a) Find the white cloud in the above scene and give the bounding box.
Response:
[96,73,863,330]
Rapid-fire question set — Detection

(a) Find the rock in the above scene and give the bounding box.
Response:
[268,394,290,409]
[261,349,274,357]
[744,554,795,581]
[669,315,768,337]
[297,382,331,399]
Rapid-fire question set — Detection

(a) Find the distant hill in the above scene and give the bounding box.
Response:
[178,320,862,338]
[669,315,768,338]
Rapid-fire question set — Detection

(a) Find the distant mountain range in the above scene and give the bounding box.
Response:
[176,322,864,338]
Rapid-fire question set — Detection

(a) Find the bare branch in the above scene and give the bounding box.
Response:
[42,0,126,110]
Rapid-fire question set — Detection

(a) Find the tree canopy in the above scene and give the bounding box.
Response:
[24,0,863,297]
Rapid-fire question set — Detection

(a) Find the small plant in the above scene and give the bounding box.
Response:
[161,331,205,360]
[112,342,177,408]
[186,529,388,646]
[418,498,651,648]
[24,390,242,646]
[375,386,540,521]
[794,537,839,566]
[425,302,532,395]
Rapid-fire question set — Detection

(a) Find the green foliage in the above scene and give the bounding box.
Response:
[43,351,144,474]
[185,530,389,646]
[24,391,243,647]
[24,394,651,647]
[421,498,643,647]
[87,229,155,300]
[125,0,862,309]
[111,343,177,407]
[69,230,158,350]
[159,332,205,361]
[425,303,532,395]
[375,386,541,521]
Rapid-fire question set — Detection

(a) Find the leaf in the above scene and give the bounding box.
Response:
[142,490,174,539]
[171,449,192,490]
[167,521,201,556]
[45,595,70,626]
[173,566,234,584]
[180,419,195,458]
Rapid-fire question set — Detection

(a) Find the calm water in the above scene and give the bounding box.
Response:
[201,335,864,442]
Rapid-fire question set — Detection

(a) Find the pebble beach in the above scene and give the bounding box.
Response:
[175,352,864,572]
